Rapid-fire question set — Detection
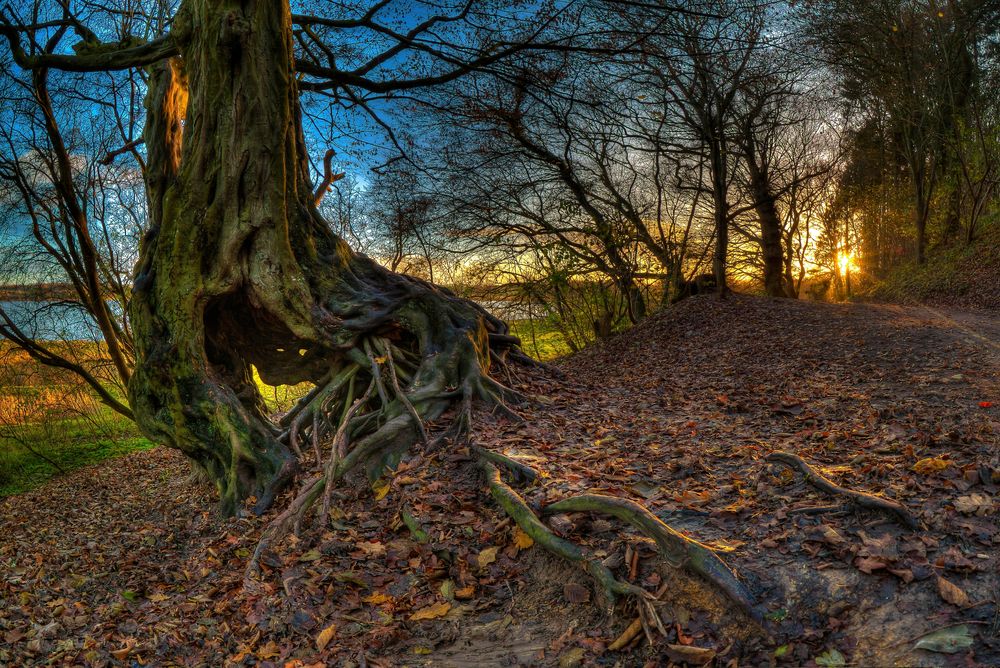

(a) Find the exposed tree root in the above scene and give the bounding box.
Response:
[765,451,920,529]
[240,318,757,646]
[542,494,761,623]
[478,459,665,638]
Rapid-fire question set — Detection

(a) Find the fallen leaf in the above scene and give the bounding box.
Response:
[513,527,534,549]
[372,478,390,501]
[315,624,336,651]
[913,625,974,654]
[978,401,992,408]
[663,644,716,665]
[298,549,322,562]
[913,458,950,475]
[563,583,590,604]
[476,546,499,569]
[937,576,969,607]
[814,648,846,666]
[954,493,994,516]
[409,601,451,621]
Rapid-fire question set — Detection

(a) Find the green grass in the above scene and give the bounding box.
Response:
[0,410,153,496]
[510,318,574,361]
[0,434,154,496]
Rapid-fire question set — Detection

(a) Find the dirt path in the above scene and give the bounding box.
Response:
[1,296,997,667]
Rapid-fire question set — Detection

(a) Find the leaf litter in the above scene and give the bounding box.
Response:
[1,295,998,666]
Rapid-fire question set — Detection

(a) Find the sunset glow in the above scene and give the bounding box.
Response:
[838,251,859,277]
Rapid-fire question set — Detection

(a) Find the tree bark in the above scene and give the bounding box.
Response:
[744,153,789,298]
[128,0,518,515]
[708,127,730,296]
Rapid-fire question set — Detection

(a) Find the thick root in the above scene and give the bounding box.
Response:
[248,332,524,576]
[479,460,652,613]
[765,451,920,529]
[543,494,760,623]
[471,445,538,484]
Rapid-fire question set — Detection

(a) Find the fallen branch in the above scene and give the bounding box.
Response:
[765,451,919,529]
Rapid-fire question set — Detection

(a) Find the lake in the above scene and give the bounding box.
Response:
[0,301,110,341]
[0,298,537,344]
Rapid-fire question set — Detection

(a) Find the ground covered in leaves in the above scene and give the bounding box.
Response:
[1,295,998,667]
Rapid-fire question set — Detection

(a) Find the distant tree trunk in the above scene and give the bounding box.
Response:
[913,180,931,265]
[743,151,789,298]
[708,128,730,296]
[128,0,520,515]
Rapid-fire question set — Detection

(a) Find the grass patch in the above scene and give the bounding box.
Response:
[0,433,154,496]
[510,318,574,361]
[0,340,150,496]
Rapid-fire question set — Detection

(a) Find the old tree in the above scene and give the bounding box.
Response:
[1,0,756,622]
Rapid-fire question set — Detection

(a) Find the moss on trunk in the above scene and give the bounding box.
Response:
[128,0,519,515]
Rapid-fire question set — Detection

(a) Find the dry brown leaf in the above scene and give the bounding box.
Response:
[563,582,590,604]
[663,644,716,665]
[315,624,337,651]
[937,577,970,607]
[476,546,499,569]
[409,601,451,621]
[954,493,994,516]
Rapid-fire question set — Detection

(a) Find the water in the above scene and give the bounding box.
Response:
[0,301,108,341]
[0,298,535,343]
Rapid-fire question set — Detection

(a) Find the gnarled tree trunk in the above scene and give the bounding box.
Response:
[128,0,518,515]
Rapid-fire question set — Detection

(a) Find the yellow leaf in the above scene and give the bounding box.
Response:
[147,593,170,602]
[372,479,390,501]
[315,624,337,651]
[412,646,433,655]
[477,546,499,569]
[913,457,950,475]
[409,601,451,621]
[513,528,534,550]
[363,592,391,605]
